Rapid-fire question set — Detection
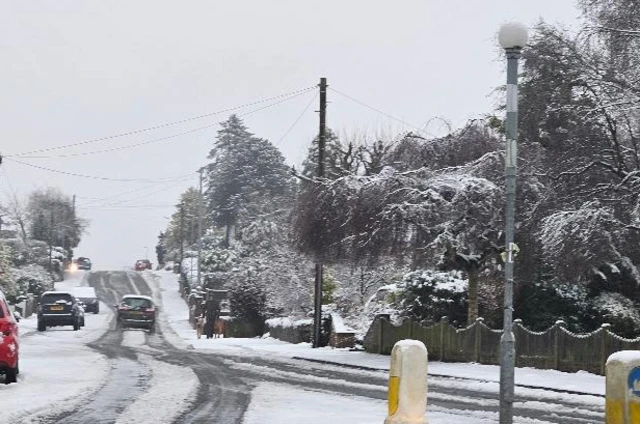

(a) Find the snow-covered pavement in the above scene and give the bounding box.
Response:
[1,271,112,423]
[146,270,606,424]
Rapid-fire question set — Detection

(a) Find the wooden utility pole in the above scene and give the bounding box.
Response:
[179,202,185,272]
[48,209,54,272]
[196,168,204,287]
[313,77,327,348]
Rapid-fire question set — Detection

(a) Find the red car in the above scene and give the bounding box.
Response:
[134,259,152,271]
[0,290,19,384]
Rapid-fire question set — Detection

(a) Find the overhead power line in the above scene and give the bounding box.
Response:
[77,177,194,208]
[8,86,316,158]
[18,124,220,159]
[80,203,177,210]
[275,91,318,147]
[14,88,315,160]
[329,87,428,137]
[6,158,194,183]
[86,178,193,208]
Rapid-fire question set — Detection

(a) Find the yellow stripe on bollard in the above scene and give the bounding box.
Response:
[606,399,624,424]
[630,401,640,423]
[388,376,399,416]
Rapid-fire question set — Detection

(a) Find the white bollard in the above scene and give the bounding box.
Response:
[384,339,428,424]
[606,350,640,424]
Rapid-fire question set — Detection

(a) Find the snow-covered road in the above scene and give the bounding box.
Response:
[0,270,606,424]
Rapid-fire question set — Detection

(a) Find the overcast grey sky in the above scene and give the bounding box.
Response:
[0,1,580,269]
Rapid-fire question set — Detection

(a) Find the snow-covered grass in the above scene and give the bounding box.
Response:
[148,271,606,398]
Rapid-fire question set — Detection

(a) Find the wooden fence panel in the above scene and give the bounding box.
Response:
[443,324,475,363]
[363,315,640,375]
[557,327,602,374]
[478,322,501,365]
[514,321,555,370]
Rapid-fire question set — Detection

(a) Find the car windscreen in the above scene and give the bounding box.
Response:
[122,297,152,309]
[41,293,74,304]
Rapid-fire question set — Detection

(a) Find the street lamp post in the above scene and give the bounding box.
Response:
[498,22,528,424]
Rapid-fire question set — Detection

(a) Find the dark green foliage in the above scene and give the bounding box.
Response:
[301,129,355,178]
[322,273,337,304]
[27,188,86,250]
[514,282,597,332]
[393,270,468,327]
[156,232,166,266]
[229,281,267,334]
[206,115,291,235]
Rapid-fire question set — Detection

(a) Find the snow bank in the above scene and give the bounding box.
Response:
[2,326,110,422]
[266,317,312,329]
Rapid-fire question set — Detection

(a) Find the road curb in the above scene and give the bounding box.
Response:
[292,356,605,398]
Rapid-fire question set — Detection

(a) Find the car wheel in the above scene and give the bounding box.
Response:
[37,320,46,332]
[4,367,17,384]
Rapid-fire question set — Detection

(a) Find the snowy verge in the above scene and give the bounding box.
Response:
[145,271,605,396]
[1,270,114,422]
[2,330,110,422]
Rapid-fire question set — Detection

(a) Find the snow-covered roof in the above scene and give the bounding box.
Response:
[122,294,153,301]
[330,312,355,333]
[42,290,72,296]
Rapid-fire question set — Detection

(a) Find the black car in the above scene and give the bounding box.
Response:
[76,257,92,271]
[37,291,83,331]
[72,287,99,314]
[115,295,156,333]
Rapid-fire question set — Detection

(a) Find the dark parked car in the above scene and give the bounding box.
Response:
[0,289,19,384]
[76,257,92,271]
[115,295,156,333]
[72,286,99,314]
[37,291,83,331]
[134,259,152,271]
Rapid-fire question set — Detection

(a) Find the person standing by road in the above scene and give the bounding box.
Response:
[204,297,220,339]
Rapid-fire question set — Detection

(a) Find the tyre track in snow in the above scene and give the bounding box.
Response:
[36,272,161,423]
[34,271,603,423]
[85,271,248,424]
